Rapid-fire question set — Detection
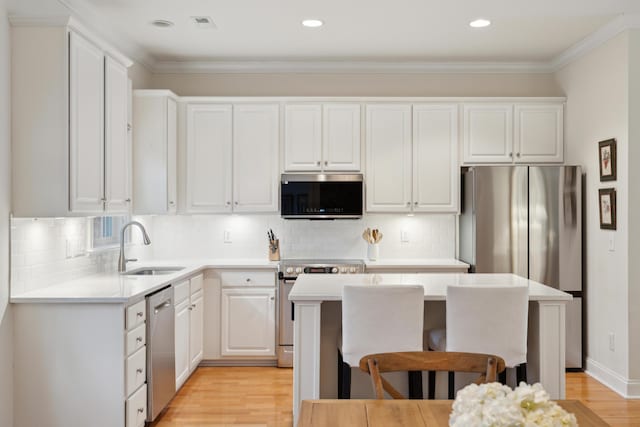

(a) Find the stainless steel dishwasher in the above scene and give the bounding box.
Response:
[146,285,176,422]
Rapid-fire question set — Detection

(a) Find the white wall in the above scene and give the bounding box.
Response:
[151,72,562,97]
[143,213,455,261]
[128,61,152,89]
[0,0,13,425]
[555,33,631,391]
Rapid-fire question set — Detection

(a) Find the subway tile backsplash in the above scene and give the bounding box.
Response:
[11,213,456,295]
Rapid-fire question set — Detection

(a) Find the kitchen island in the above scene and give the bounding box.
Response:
[288,273,573,424]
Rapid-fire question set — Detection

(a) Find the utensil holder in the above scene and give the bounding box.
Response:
[367,243,379,261]
[269,239,280,261]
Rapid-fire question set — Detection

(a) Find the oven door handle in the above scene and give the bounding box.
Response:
[291,302,294,322]
[282,278,297,284]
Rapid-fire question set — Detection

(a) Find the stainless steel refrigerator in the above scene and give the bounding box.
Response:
[459,166,583,369]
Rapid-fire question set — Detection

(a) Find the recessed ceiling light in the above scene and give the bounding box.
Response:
[469,18,491,28]
[151,19,174,28]
[302,19,323,28]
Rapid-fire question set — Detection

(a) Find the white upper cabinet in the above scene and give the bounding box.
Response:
[185,103,279,214]
[365,104,412,212]
[463,102,564,164]
[284,103,361,172]
[69,31,105,213]
[186,104,233,213]
[323,104,361,171]
[284,104,323,171]
[233,104,279,212]
[104,56,131,214]
[132,90,178,214]
[463,103,513,164]
[413,104,459,212]
[11,21,132,217]
[514,103,564,163]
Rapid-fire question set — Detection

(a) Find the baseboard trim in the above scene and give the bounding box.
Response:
[199,359,278,367]
[585,357,640,398]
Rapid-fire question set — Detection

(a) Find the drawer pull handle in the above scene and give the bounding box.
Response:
[246,278,251,282]
[136,312,144,317]
[136,368,143,374]
[136,337,143,343]
[137,408,144,414]
[188,306,193,311]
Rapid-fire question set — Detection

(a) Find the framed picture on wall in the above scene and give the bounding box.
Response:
[598,138,617,181]
[598,188,616,230]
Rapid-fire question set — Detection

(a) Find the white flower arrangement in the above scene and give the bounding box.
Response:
[449,382,578,427]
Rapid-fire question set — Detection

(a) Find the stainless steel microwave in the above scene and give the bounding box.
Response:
[280,174,363,219]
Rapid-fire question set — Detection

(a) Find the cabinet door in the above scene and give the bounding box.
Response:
[233,104,279,212]
[69,31,105,213]
[514,103,563,163]
[365,104,412,212]
[186,104,233,213]
[167,97,178,213]
[463,104,513,164]
[323,104,361,171]
[413,104,459,212]
[284,104,322,171]
[189,293,204,371]
[175,300,190,390]
[221,288,276,356]
[104,56,130,213]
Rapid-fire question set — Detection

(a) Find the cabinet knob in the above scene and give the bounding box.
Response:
[136,337,143,343]
[136,311,144,317]
[125,198,131,203]
[516,152,521,158]
[246,278,251,282]
[414,201,418,206]
[188,306,193,311]
[270,296,275,301]
[509,152,513,157]
[324,161,328,166]
[234,201,238,205]
[127,124,132,132]
[136,368,143,374]
[225,201,231,206]
[406,202,410,207]
[137,408,144,414]
[169,201,175,205]
[316,161,321,166]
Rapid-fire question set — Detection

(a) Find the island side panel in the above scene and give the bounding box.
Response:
[528,301,567,399]
[13,303,126,427]
[293,301,322,425]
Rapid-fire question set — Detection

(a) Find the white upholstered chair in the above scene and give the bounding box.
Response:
[339,284,425,399]
[427,285,529,398]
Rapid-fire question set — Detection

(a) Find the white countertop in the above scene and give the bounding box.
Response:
[364,259,469,270]
[288,273,572,302]
[10,259,278,305]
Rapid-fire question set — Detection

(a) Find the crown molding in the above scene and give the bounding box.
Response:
[8,15,71,26]
[151,59,554,74]
[550,13,640,71]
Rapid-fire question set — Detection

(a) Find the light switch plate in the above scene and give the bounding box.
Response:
[224,230,232,243]
[608,235,615,252]
[401,230,409,242]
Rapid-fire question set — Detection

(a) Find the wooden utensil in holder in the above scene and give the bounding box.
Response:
[269,239,280,261]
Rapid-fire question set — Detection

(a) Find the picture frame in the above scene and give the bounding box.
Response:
[598,188,616,230]
[598,138,617,181]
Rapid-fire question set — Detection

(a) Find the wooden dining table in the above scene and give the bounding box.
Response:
[297,399,609,426]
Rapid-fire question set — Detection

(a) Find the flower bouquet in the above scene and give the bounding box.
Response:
[449,382,578,427]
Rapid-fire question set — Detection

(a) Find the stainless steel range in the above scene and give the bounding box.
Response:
[277,259,365,367]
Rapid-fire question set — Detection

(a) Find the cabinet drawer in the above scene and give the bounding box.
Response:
[126,300,146,330]
[190,273,203,294]
[174,280,190,304]
[126,323,146,356]
[126,383,147,427]
[126,346,146,397]
[220,271,275,287]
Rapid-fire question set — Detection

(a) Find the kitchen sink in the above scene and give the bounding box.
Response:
[124,267,185,276]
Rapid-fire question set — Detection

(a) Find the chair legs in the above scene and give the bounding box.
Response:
[516,363,527,384]
[427,371,436,399]
[337,350,351,399]
[498,369,507,385]
[448,372,455,399]
[408,371,423,399]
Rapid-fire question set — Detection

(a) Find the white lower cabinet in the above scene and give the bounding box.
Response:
[174,273,204,390]
[126,384,148,427]
[221,287,276,356]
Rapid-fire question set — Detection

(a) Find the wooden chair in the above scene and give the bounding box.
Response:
[359,351,506,400]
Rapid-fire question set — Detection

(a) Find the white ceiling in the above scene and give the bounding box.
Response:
[8,0,640,69]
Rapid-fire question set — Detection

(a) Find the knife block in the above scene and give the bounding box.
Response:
[269,239,280,261]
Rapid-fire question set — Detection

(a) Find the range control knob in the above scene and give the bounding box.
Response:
[350,267,357,273]
[340,267,347,273]
[331,267,338,273]
[285,267,293,274]
[295,267,303,274]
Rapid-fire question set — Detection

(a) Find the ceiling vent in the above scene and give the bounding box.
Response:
[191,16,216,29]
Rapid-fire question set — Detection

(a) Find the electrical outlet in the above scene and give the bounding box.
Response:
[609,235,615,252]
[401,230,409,242]
[609,333,615,351]
[224,230,232,243]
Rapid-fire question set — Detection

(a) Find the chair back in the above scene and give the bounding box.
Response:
[341,285,424,367]
[446,285,528,367]
[360,351,506,399]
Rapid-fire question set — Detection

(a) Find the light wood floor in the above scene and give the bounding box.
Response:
[152,368,640,426]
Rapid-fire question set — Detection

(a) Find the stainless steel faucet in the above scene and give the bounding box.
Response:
[118,221,152,273]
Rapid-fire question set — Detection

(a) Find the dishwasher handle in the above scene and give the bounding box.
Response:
[154,300,171,314]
